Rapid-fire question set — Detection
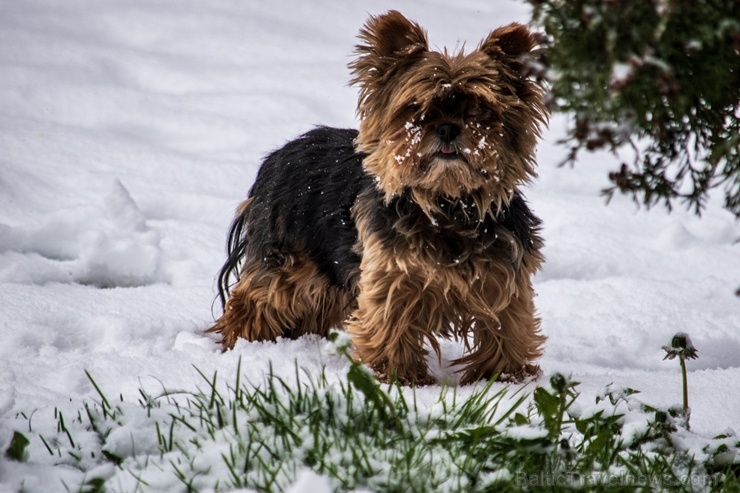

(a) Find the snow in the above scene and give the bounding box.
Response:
[286,470,333,493]
[610,62,633,87]
[1,0,739,491]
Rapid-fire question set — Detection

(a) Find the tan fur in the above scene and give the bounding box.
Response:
[208,251,354,348]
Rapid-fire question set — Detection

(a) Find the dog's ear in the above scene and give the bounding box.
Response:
[359,10,428,59]
[479,23,535,61]
[350,11,428,85]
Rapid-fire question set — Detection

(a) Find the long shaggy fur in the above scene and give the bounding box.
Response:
[209,11,548,385]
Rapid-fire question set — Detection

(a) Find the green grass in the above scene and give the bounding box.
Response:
[6,340,740,492]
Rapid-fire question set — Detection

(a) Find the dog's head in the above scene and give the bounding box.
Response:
[350,11,547,217]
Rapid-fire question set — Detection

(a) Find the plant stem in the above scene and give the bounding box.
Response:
[555,386,566,439]
[680,356,688,413]
[680,355,692,431]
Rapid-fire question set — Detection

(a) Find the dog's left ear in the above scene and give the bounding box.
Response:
[479,23,536,61]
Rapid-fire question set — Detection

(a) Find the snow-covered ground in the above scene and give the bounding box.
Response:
[1,0,738,491]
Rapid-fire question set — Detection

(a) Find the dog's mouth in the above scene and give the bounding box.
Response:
[436,143,462,160]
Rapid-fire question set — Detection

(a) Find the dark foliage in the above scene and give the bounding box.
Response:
[528,0,740,217]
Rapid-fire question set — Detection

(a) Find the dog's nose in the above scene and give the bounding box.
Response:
[437,123,460,143]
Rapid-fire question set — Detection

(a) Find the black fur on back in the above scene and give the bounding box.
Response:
[216,126,542,310]
[217,127,370,308]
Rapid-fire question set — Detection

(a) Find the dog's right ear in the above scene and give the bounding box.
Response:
[350,11,428,85]
[358,10,428,60]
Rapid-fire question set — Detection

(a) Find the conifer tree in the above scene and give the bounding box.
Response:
[528,0,740,217]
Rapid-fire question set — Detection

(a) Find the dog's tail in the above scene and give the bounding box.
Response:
[215,197,253,311]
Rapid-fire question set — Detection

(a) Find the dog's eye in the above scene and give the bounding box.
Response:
[471,103,494,120]
[395,102,422,121]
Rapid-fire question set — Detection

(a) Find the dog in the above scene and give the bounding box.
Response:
[209,11,548,385]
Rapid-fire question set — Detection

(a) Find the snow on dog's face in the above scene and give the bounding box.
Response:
[350,11,547,219]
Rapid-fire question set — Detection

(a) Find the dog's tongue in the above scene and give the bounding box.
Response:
[441,144,455,154]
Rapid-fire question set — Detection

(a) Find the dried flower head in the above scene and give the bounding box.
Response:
[662,332,698,361]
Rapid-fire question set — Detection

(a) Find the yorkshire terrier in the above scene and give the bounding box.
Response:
[209,11,548,385]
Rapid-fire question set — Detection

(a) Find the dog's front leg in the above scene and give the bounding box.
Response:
[455,273,546,385]
[346,261,442,386]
